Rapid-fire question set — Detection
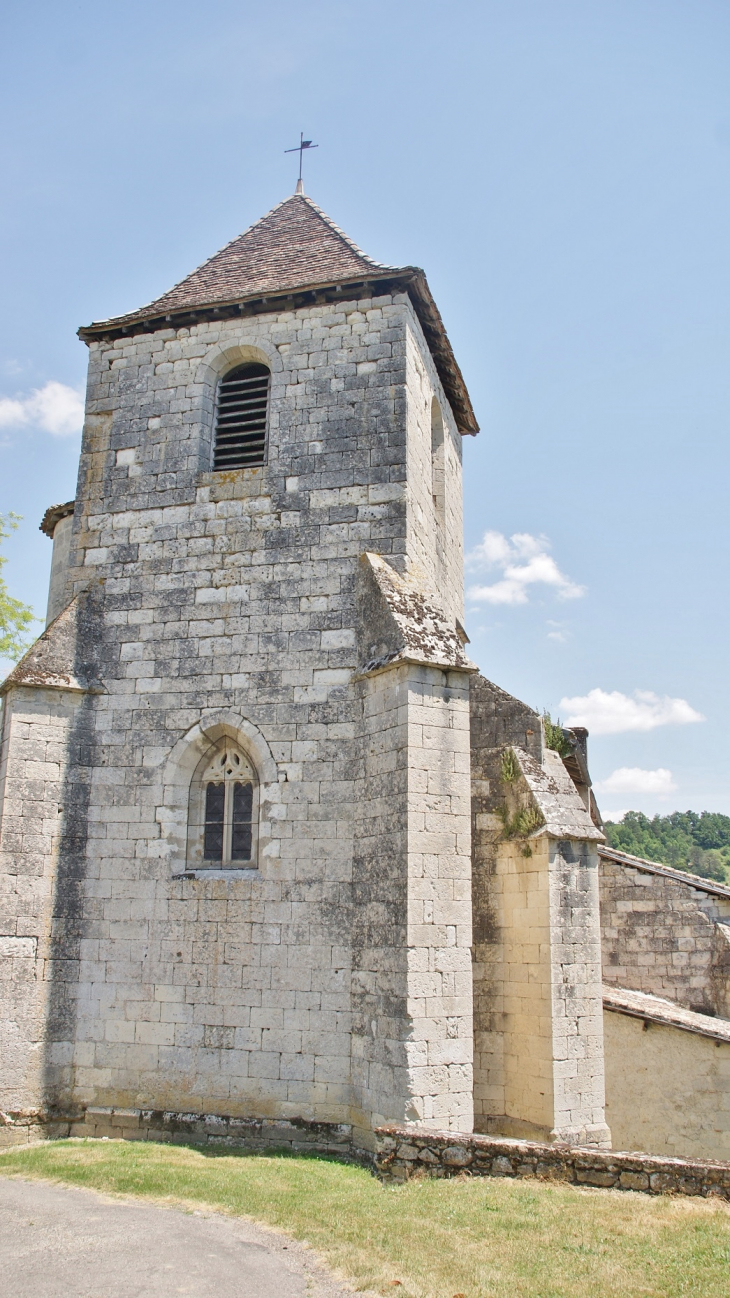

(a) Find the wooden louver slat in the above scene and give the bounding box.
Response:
[213,362,270,469]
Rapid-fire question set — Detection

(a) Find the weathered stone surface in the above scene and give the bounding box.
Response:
[374,1124,730,1201]
[0,197,473,1141]
[600,847,730,1016]
[3,186,728,1169]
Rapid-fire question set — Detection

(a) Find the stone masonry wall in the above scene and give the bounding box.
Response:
[1,287,471,1135]
[0,684,86,1112]
[600,853,730,1015]
[604,1007,730,1162]
[404,324,464,626]
[469,677,607,1146]
[374,1124,730,1200]
[351,661,473,1144]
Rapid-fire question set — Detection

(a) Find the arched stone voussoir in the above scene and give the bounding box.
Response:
[157,711,281,874]
[198,710,279,786]
[194,335,283,388]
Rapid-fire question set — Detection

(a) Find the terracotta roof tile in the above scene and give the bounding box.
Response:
[92,194,396,328]
[79,191,479,435]
[40,500,74,538]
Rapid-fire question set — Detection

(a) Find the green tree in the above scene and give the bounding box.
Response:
[0,514,36,662]
[604,810,730,883]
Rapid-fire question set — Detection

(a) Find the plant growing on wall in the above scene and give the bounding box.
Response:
[500,749,519,784]
[542,712,573,758]
[498,803,545,840]
[498,747,545,844]
[0,514,36,662]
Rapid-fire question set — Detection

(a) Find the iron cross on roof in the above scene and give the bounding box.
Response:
[285,132,318,193]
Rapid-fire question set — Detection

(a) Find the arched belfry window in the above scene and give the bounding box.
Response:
[213,363,270,469]
[188,737,259,869]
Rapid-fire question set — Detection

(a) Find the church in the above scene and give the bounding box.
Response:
[2,185,730,1165]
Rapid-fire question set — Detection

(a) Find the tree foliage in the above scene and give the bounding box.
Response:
[0,514,36,663]
[604,810,730,883]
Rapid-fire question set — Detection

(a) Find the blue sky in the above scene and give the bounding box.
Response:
[1,0,728,819]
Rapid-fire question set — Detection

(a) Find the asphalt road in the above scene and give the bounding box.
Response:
[0,1176,354,1297]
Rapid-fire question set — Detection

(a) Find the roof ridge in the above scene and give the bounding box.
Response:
[90,193,394,328]
[295,193,397,271]
[89,194,304,328]
[599,844,730,900]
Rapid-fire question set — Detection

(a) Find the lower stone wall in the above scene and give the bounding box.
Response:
[604,1004,730,1163]
[0,1110,74,1148]
[0,1106,356,1158]
[6,1107,730,1203]
[374,1125,730,1200]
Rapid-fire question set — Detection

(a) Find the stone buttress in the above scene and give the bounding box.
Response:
[469,677,611,1148]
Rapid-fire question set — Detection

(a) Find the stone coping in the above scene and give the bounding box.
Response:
[599,845,730,902]
[40,500,74,538]
[604,984,730,1044]
[374,1126,730,1199]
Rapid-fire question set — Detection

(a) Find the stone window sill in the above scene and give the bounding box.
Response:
[173,868,259,879]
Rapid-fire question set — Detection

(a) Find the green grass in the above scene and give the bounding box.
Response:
[2,1140,730,1297]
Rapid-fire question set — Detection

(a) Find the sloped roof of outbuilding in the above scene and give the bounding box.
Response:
[78,192,479,436]
[599,844,730,902]
[603,984,730,1044]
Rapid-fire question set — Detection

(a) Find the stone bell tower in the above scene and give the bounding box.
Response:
[0,189,481,1147]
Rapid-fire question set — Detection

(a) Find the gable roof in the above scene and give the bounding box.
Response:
[599,844,730,902]
[603,984,730,1044]
[78,192,479,435]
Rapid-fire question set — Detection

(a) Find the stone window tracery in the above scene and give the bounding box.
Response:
[187,737,259,869]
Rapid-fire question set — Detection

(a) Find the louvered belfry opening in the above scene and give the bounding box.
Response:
[213,362,270,469]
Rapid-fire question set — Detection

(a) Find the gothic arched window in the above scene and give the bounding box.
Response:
[187,737,259,869]
[213,362,270,469]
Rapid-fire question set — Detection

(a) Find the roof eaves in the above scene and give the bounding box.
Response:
[603,984,730,1044]
[79,267,480,437]
[406,269,479,436]
[78,268,412,338]
[599,845,730,902]
[40,500,75,538]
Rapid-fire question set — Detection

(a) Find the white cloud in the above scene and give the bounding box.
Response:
[547,620,569,643]
[595,767,677,796]
[559,688,705,735]
[0,381,84,436]
[466,531,585,606]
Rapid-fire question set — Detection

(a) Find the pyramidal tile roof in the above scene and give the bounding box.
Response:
[80,191,479,435]
[94,194,397,327]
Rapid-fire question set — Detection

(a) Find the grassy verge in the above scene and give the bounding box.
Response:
[2,1139,730,1297]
